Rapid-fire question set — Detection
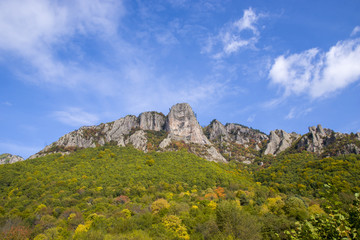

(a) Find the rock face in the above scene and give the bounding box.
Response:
[29,103,360,163]
[264,130,301,155]
[125,130,148,151]
[296,125,334,154]
[204,119,268,162]
[225,123,268,145]
[161,103,226,162]
[206,120,230,142]
[139,112,166,131]
[0,153,24,164]
[206,120,268,145]
[165,103,210,145]
[31,103,226,162]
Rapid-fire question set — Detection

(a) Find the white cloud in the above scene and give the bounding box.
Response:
[0,0,232,119]
[0,0,123,85]
[269,38,360,99]
[203,7,262,58]
[234,8,259,33]
[269,48,319,96]
[351,26,360,36]
[52,108,99,127]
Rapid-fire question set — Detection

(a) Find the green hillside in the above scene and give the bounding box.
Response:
[0,147,359,239]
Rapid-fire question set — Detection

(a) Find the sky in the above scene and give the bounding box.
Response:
[1,0,360,158]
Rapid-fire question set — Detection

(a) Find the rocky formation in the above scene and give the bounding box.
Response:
[297,125,333,153]
[204,119,268,162]
[29,103,360,163]
[139,112,166,131]
[264,125,360,156]
[206,120,231,142]
[31,103,226,162]
[205,120,268,146]
[264,130,301,155]
[225,123,268,145]
[125,130,148,151]
[0,153,24,164]
[160,103,226,162]
[165,103,210,144]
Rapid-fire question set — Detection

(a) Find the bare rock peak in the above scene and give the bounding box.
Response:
[0,153,24,164]
[264,129,300,155]
[166,103,210,145]
[206,119,230,142]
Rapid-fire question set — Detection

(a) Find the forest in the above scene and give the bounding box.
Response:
[0,145,359,239]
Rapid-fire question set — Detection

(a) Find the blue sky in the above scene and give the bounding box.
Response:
[1,0,360,158]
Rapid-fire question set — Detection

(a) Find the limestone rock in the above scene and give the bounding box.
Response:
[297,124,335,154]
[139,112,166,131]
[264,130,300,155]
[225,123,268,144]
[204,146,227,162]
[205,120,230,142]
[125,130,148,152]
[343,143,360,155]
[31,103,227,162]
[105,115,139,141]
[30,115,139,158]
[159,137,172,149]
[166,103,210,145]
[0,153,24,164]
[356,133,360,141]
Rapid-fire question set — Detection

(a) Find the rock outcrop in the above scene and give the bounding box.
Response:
[205,120,268,145]
[29,103,360,163]
[165,103,210,144]
[264,130,301,155]
[204,119,268,162]
[0,153,24,164]
[206,120,230,142]
[31,103,226,162]
[161,103,226,162]
[139,112,166,131]
[225,123,268,145]
[296,125,335,154]
[125,130,148,151]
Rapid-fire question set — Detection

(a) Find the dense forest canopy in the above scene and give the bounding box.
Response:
[1,146,359,239]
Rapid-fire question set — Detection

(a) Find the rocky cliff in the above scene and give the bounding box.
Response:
[264,124,360,156]
[0,153,24,164]
[29,103,360,163]
[264,130,301,155]
[294,124,360,156]
[204,120,268,162]
[31,103,225,162]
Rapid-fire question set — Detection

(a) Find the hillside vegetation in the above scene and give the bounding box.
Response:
[1,146,359,239]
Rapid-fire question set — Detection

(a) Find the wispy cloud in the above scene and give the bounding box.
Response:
[202,7,263,58]
[0,0,124,86]
[285,107,312,120]
[269,37,360,99]
[52,108,99,127]
[351,26,360,36]
[1,101,12,106]
[247,114,256,123]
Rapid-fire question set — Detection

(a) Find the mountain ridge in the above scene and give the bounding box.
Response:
[19,103,360,163]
